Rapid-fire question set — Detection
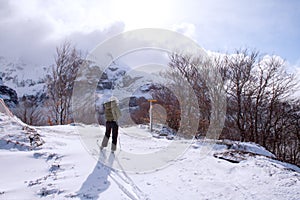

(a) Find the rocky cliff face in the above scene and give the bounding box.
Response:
[0,84,18,107]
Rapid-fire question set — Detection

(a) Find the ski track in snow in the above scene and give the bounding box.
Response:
[0,114,300,200]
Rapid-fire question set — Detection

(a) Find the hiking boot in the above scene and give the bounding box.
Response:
[111,144,117,152]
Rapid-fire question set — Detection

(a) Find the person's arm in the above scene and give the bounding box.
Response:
[112,104,121,121]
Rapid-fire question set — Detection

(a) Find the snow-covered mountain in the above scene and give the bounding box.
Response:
[0,54,160,102]
[96,62,168,125]
[0,112,299,199]
[1,55,166,126]
[0,56,51,125]
[71,58,166,125]
[0,56,48,98]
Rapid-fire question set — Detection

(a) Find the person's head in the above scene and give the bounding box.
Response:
[103,96,118,108]
[109,96,118,104]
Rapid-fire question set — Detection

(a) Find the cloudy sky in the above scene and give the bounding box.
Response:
[0,0,300,70]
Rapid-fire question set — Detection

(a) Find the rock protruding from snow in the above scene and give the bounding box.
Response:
[0,113,44,151]
[210,140,276,163]
[228,141,276,158]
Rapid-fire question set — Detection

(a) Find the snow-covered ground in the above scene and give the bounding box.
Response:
[0,113,299,200]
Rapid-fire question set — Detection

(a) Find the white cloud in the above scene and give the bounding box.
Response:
[0,0,125,65]
[66,21,125,53]
[172,23,196,40]
[0,0,299,68]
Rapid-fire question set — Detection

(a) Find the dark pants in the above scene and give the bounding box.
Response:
[101,121,118,150]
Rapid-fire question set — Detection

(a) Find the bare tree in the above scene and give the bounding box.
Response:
[14,95,41,125]
[151,84,181,131]
[47,42,82,125]
[164,52,227,139]
[224,50,258,141]
[254,57,296,146]
[167,49,300,166]
[198,55,227,140]
[224,50,299,165]
[167,53,210,136]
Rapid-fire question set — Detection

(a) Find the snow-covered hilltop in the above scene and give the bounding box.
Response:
[0,112,299,199]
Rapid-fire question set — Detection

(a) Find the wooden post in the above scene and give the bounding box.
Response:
[148,99,157,132]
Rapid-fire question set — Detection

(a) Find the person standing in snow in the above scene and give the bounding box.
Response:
[100,97,122,152]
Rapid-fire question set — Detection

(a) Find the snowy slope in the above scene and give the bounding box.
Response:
[0,113,300,200]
